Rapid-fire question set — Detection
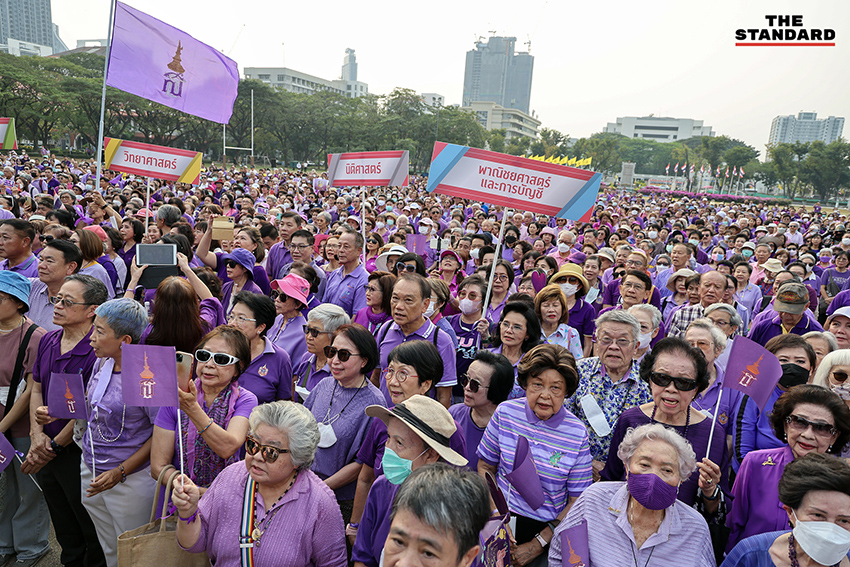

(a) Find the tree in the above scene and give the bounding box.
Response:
[487,129,506,154]
[800,140,850,202]
[768,143,806,199]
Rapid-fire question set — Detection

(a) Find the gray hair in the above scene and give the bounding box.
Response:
[811,349,850,389]
[616,244,633,254]
[249,401,319,470]
[64,274,108,307]
[803,331,838,353]
[307,303,350,333]
[596,310,640,343]
[617,423,698,479]
[155,204,182,227]
[628,304,661,330]
[687,318,727,353]
[704,303,743,329]
[317,211,332,225]
[94,298,149,343]
[391,463,490,562]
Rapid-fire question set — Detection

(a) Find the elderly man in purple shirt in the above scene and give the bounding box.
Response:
[748,282,823,346]
[22,274,109,567]
[27,239,82,332]
[324,230,368,317]
[375,274,457,408]
[0,219,39,277]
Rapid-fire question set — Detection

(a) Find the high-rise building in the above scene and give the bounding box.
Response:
[341,48,357,82]
[768,112,845,145]
[603,116,714,142]
[462,36,533,114]
[0,0,55,55]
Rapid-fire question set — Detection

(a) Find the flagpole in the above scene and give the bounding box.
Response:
[481,207,510,318]
[94,0,117,191]
[176,409,185,489]
[145,177,153,235]
[704,386,723,461]
[361,187,367,262]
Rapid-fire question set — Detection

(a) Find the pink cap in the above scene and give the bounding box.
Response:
[270,273,310,306]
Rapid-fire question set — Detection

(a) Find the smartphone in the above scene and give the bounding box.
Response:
[176,351,194,392]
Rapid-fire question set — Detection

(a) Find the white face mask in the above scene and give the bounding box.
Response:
[378,200,385,206]
[418,225,430,235]
[638,332,652,349]
[423,301,437,318]
[470,248,480,260]
[792,511,850,566]
[842,238,850,246]
[648,231,658,240]
[558,242,571,254]
[559,283,579,297]
[316,422,337,448]
[458,297,481,315]
[375,222,385,230]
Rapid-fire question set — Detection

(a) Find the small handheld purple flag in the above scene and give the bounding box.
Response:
[121,344,179,407]
[504,435,545,511]
[106,2,239,124]
[559,520,590,567]
[47,373,88,419]
[0,434,15,474]
[405,234,429,255]
[723,336,783,411]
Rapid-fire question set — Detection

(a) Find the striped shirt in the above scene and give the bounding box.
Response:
[477,399,592,522]
[549,482,715,567]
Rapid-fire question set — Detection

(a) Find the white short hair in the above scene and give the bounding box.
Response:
[617,423,697,479]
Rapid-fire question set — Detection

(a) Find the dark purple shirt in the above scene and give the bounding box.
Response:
[449,403,486,471]
[239,337,292,404]
[350,476,399,567]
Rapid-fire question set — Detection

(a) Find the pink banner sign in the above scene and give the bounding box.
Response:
[426,142,602,221]
[327,151,409,187]
[104,138,202,183]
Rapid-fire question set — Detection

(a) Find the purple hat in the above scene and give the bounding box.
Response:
[222,248,255,278]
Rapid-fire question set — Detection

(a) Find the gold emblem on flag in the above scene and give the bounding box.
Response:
[167,41,185,74]
[162,41,186,98]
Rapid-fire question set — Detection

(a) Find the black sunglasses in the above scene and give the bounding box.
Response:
[245,436,289,463]
[41,235,54,243]
[832,371,849,383]
[396,262,417,273]
[649,372,697,391]
[785,415,837,438]
[461,375,489,393]
[324,346,360,362]
[270,290,290,301]
[303,325,332,338]
[225,260,239,269]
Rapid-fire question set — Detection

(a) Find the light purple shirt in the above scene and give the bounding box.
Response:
[267,314,307,369]
[27,278,60,332]
[0,253,39,277]
[323,263,368,317]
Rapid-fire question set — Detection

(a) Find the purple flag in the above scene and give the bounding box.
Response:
[723,336,782,411]
[504,435,545,510]
[121,344,179,407]
[0,434,15,474]
[405,234,429,255]
[559,520,590,567]
[46,373,88,419]
[106,2,239,124]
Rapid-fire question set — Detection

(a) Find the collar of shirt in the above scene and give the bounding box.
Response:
[609,483,680,550]
[260,336,276,357]
[390,318,435,340]
[597,358,640,385]
[523,400,566,428]
[56,327,95,359]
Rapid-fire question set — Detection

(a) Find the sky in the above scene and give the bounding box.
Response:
[52,0,850,158]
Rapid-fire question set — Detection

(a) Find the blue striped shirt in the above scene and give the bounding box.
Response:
[477,399,592,522]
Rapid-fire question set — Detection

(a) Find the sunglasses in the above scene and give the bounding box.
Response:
[649,372,697,392]
[461,375,489,393]
[324,346,360,362]
[785,414,837,438]
[396,262,417,273]
[367,239,378,244]
[225,260,240,269]
[303,325,332,338]
[194,349,239,366]
[245,436,289,463]
[41,235,54,243]
[832,371,849,383]
[270,290,290,301]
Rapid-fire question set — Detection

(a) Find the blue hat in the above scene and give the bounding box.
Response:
[222,248,256,278]
[0,271,31,310]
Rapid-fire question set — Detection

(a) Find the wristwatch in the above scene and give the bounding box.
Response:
[703,485,721,501]
[50,439,65,455]
[534,533,548,548]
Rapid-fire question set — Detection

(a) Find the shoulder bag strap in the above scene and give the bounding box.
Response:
[5,324,39,419]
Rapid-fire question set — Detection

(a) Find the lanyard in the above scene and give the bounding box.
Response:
[239,476,257,566]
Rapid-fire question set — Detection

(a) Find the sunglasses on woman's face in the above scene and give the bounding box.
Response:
[649,371,697,391]
[460,374,489,393]
[324,346,360,362]
[396,262,417,273]
[302,325,331,338]
[225,260,240,269]
[270,290,290,302]
[832,371,849,383]
[194,349,239,366]
[245,436,289,463]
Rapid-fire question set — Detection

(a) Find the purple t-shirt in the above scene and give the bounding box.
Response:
[449,403,486,472]
[448,315,481,380]
[238,337,292,404]
[267,314,307,369]
[350,476,399,567]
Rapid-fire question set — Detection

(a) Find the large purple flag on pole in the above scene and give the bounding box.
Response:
[106,2,239,124]
[723,336,783,411]
[121,344,179,407]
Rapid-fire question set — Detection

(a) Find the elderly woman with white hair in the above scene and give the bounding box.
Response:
[812,349,850,457]
[293,303,351,398]
[173,401,347,566]
[549,423,715,567]
[627,304,662,360]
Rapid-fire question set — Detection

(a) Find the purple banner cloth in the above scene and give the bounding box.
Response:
[121,344,178,407]
[503,435,545,511]
[405,234,429,255]
[723,336,782,412]
[559,520,590,567]
[106,2,239,124]
[47,372,88,419]
[0,434,15,474]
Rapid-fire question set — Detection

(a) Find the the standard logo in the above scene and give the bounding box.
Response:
[735,15,835,47]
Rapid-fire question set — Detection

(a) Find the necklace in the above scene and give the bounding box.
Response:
[251,473,298,542]
[322,377,367,425]
[649,403,690,439]
[96,403,127,443]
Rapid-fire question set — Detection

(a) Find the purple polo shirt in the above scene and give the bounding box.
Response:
[691,363,743,437]
[238,337,292,404]
[376,319,458,405]
[32,328,98,438]
[0,253,38,277]
[747,314,823,346]
[324,263,369,317]
[601,279,662,309]
[265,241,292,279]
[27,279,60,333]
[449,403,486,471]
[568,298,597,346]
[293,352,332,392]
[351,476,398,567]
[267,314,308,374]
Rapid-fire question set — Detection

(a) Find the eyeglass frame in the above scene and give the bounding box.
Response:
[245,436,290,463]
[48,295,96,309]
[785,414,838,438]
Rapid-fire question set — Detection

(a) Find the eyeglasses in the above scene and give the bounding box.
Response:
[367,239,378,244]
[396,262,417,273]
[303,325,332,338]
[832,371,849,383]
[688,339,713,350]
[194,349,239,366]
[290,243,311,250]
[656,263,671,269]
[707,318,730,328]
[621,281,646,292]
[649,372,698,391]
[492,274,509,282]
[48,296,95,308]
[461,375,489,393]
[785,414,837,438]
[245,436,289,463]
[324,346,360,362]
[363,285,381,293]
[227,313,257,324]
[624,260,644,267]
[383,367,417,384]
[594,336,633,348]
[613,271,626,279]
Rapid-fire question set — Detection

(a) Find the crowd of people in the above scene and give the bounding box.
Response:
[0,150,849,567]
